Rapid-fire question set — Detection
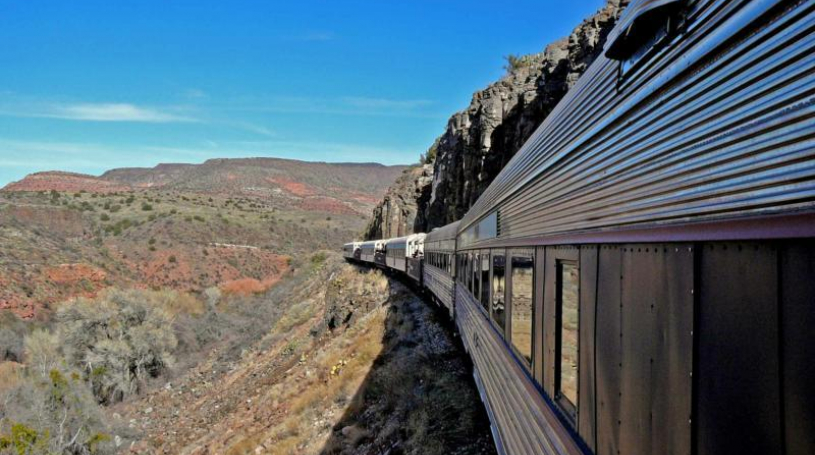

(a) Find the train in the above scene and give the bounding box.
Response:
[345,0,815,453]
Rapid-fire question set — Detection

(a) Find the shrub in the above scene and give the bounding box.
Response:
[503,53,536,74]
[310,252,327,267]
[0,314,28,362]
[141,202,153,211]
[100,213,110,222]
[1,365,114,454]
[56,290,178,404]
[168,255,177,264]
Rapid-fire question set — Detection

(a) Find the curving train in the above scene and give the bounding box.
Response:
[345,0,815,454]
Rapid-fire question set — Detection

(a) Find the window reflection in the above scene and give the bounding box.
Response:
[480,251,491,311]
[473,253,480,301]
[511,254,534,365]
[557,261,579,411]
[492,253,506,331]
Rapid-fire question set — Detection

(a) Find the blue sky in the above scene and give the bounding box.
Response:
[0,0,606,186]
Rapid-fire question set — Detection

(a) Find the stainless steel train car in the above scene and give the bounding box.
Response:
[373,240,387,268]
[344,0,815,453]
[422,221,459,316]
[384,236,409,271]
[358,240,376,263]
[342,242,360,261]
[406,233,426,283]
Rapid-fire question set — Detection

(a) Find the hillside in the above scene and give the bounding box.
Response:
[4,158,407,216]
[1,171,130,194]
[0,158,406,319]
[363,0,627,239]
[116,256,495,454]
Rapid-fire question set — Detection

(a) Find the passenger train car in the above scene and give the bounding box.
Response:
[346,0,815,453]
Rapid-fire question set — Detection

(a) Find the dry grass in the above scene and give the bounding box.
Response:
[0,361,22,395]
[260,306,388,455]
[217,264,392,455]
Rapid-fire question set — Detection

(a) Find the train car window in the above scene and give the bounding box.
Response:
[473,253,481,302]
[492,252,506,332]
[510,253,534,366]
[480,250,490,311]
[468,253,474,291]
[556,260,579,419]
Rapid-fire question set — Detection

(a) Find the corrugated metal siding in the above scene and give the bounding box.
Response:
[459,0,815,247]
[456,286,584,455]
[423,264,455,315]
[426,221,461,244]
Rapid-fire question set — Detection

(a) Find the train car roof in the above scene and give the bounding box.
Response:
[426,220,461,242]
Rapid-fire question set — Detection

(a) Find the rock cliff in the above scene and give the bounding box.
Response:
[362,164,433,240]
[364,0,627,238]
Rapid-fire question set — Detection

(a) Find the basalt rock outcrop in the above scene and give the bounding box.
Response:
[365,0,628,236]
[362,164,433,240]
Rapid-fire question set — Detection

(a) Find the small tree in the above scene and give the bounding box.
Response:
[503,53,535,74]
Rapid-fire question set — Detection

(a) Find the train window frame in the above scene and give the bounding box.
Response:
[473,252,481,304]
[491,250,506,333]
[469,252,474,296]
[480,249,491,312]
[555,259,579,422]
[509,250,535,369]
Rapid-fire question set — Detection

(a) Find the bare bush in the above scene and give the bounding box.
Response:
[0,312,34,363]
[0,330,115,455]
[56,289,177,404]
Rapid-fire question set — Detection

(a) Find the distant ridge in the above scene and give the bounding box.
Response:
[1,170,129,193]
[4,158,408,206]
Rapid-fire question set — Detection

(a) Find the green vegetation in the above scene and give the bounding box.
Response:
[503,53,536,74]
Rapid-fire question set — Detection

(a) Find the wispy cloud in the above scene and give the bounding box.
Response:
[182,88,208,100]
[0,137,411,174]
[44,103,194,122]
[286,31,336,42]
[221,95,441,119]
[341,96,434,110]
[228,121,276,138]
[0,100,196,123]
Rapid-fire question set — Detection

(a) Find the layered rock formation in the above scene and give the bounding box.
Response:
[364,0,627,238]
[362,164,433,239]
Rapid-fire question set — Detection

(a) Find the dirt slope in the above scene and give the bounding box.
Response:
[117,256,495,455]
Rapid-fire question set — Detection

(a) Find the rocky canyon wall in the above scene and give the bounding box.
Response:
[364,0,627,239]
